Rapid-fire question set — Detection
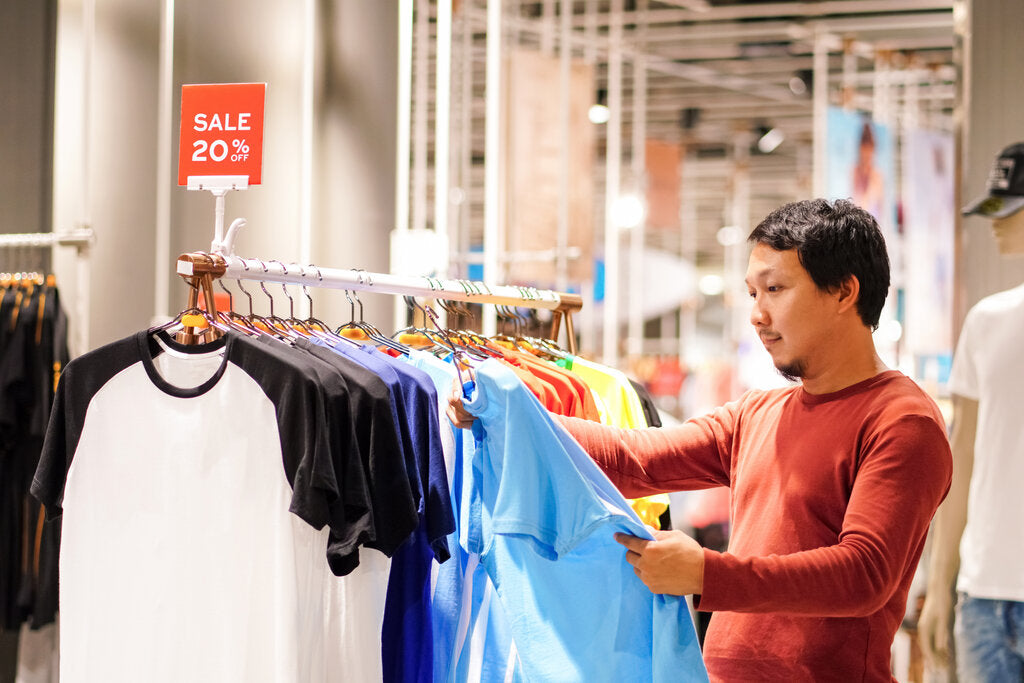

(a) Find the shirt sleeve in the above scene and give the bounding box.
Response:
[31,336,139,518]
[30,363,72,516]
[555,401,739,497]
[697,413,952,616]
[948,304,980,400]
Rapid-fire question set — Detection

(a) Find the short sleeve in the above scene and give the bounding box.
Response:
[31,366,72,517]
[31,336,140,519]
[949,305,980,400]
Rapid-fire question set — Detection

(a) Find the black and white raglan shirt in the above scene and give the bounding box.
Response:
[31,329,362,683]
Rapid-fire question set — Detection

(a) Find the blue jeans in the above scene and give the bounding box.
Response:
[955,593,1024,682]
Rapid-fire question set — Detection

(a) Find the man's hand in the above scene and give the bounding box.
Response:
[446,379,476,429]
[918,590,954,670]
[614,529,705,596]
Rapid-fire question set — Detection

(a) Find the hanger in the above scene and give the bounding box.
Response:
[393,281,459,354]
[421,301,474,394]
[215,273,259,335]
[300,264,340,341]
[252,259,298,340]
[491,304,527,351]
[235,259,278,336]
[273,262,316,336]
[145,252,230,345]
[335,270,410,354]
[443,280,499,360]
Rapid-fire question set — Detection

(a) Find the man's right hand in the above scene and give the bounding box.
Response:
[917,590,954,670]
[446,379,476,429]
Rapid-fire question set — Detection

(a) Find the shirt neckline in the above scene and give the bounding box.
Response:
[136,329,233,398]
[797,369,902,406]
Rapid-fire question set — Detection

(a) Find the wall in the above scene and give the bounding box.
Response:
[52,0,398,353]
[0,0,56,671]
[0,0,57,259]
[956,0,1024,329]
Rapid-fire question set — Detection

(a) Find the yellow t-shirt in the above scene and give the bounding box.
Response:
[564,356,671,528]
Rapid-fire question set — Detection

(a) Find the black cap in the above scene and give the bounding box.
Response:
[963,142,1024,218]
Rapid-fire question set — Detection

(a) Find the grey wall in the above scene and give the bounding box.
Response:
[0,2,57,677]
[956,0,1024,330]
[0,0,57,270]
[51,0,161,352]
[51,0,398,352]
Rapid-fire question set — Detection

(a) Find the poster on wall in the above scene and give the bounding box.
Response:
[646,139,682,232]
[902,128,954,379]
[505,48,595,285]
[825,107,897,237]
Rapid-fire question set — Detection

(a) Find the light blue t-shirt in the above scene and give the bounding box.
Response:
[462,360,707,682]
[413,353,524,683]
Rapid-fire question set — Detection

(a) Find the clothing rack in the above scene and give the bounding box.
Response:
[176,250,583,354]
[0,229,95,249]
[0,229,95,354]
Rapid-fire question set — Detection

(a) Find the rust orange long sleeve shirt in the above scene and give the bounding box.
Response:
[559,370,951,682]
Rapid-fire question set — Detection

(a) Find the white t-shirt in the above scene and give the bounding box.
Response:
[949,282,1024,601]
[32,330,345,683]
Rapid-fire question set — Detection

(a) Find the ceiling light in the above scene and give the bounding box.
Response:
[698,274,724,296]
[716,225,743,246]
[611,194,645,229]
[588,104,610,125]
[757,127,785,154]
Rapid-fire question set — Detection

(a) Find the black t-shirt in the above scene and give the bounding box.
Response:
[0,282,67,629]
[630,378,663,428]
[293,338,420,574]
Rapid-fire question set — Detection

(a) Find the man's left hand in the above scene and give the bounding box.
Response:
[614,529,705,596]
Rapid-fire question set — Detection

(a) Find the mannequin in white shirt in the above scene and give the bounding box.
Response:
[919,141,1024,680]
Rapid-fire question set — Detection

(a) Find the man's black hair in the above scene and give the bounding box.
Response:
[747,198,890,330]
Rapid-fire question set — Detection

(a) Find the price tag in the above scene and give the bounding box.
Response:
[178,83,266,188]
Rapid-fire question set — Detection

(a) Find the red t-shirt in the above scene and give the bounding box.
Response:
[560,371,951,681]
[485,342,600,420]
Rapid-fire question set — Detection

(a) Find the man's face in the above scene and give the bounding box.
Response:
[990,207,1024,255]
[745,244,839,382]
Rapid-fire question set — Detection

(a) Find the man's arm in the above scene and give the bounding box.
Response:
[448,381,736,496]
[918,394,977,669]
[553,411,735,497]
[696,413,952,616]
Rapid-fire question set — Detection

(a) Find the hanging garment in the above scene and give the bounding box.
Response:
[0,279,66,632]
[556,354,672,528]
[427,358,525,683]
[31,329,408,683]
[629,379,663,428]
[457,359,707,682]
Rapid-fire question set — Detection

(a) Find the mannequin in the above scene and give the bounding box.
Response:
[919,142,1024,680]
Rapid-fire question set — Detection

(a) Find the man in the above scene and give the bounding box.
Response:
[919,142,1024,681]
[449,198,952,681]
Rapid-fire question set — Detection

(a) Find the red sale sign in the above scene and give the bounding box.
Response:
[178,82,266,186]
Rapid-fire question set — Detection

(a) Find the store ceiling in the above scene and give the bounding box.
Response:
[426,0,957,278]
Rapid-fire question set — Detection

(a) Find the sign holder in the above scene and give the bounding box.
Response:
[186,176,249,254]
[178,83,266,254]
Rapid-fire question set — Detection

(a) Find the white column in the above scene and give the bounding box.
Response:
[154,0,174,323]
[602,0,623,367]
[393,0,414,332]
[812,29,829,198]
[413,0,429,234]
[627,0,647,359]
[557,0,571,295]
[299,0,316,318]
[483,0,503,337]
[79,0,95,352]
[680,148,697,367]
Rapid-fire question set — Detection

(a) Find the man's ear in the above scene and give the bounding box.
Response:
[835,275,860,314]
